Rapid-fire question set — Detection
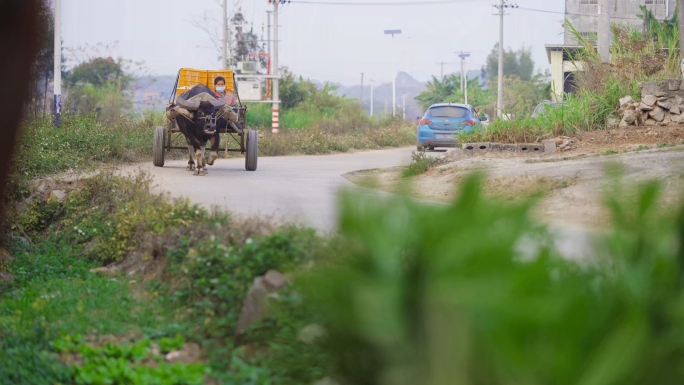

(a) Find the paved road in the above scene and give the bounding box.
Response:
[121,147,417,233]
[120,147,600,259]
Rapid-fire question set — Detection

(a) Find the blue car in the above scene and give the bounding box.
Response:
[416,103,487,151]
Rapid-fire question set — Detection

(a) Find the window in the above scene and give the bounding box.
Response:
[579,0,598,4]
[645,0,666,4]
[579,31,597,44]
[427,106,469,119]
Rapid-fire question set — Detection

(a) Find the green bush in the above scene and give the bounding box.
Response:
[302,173,684,385]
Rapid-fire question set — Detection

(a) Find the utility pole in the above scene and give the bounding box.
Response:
[272,0,280,134]
[493,1,517,118]
[384,29,402,117]
[436,62,450,81]
[402,93,406,120]
[53,0,61,127]
[678,0,684,77]
[598,0,610,62]
[370,79,374,117]
[360,72,364,106]
[222,0,228,69]
[456,52,470,104]
[266,10,272,56]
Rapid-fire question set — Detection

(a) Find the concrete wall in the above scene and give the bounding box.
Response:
[564,0,675,45]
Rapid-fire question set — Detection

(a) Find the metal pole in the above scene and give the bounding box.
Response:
[392,35,396,117]
[370,80,374,117]
[272,0,280,134]
[360,72,364,106]
[497,0,504,118]
[222,0,227,69]
[598,0,610,62]
[460,57,465,97]
[53,0,61,127]
[441,62,444,81]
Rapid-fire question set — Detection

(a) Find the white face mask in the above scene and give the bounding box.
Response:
[216,86,226,92]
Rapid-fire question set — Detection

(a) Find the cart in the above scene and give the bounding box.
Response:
[152,68,258,171]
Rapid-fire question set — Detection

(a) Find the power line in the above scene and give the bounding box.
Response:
[292,0,476,6]
[517,6,642,21]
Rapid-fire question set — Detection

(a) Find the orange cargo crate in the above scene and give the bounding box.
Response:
[174,68,235,99]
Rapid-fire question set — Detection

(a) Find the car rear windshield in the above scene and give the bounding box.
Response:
[428,106,469,118]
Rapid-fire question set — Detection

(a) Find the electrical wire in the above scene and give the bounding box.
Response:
[517,6,643,21]
[292,0,477,6]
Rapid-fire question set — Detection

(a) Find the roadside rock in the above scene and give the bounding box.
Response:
[623,109,636,124]
[671,106,681,115]
[619,95,634,107]
[657,100,672,110]
[649,106,666,122]
[50,190,67,201]
[645,119,657,126]
[639,102,654,111]
[642,94,658,106]
[235,270,289,335]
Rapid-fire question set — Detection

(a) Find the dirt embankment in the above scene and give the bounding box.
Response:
[345,126,684,230]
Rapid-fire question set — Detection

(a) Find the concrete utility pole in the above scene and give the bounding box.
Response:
[266,10,272,56]
[492,0,518,118]
[436,62,451,81]
[456,52,470,104]
[497,0,504,118]
[222,0,228,69]
[384,29,402,117]
[370,79,374,117]
[679,0,684,77]
[53,0,61,127]
[272,0,280,134]
[598,0,610,62]
[360,72,364,106]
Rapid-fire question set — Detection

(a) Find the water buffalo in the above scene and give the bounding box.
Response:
[173,84,227,175]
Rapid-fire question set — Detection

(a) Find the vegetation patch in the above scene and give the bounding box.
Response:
[402,151,448,178]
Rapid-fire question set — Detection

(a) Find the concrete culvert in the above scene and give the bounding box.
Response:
[479,146,487,150]
[521,147,529,151]
[466,146,475,150]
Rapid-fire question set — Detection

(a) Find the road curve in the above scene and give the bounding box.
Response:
[120,147,417,233]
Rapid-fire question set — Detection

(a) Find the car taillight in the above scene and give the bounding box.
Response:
[461,119,476,126]
[419,119,433,126]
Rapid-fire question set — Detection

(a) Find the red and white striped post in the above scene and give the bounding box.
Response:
[272,108,279,134]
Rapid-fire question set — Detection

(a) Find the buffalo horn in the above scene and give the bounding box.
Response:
[176,98,200,110]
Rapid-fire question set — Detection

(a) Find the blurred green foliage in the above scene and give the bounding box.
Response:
[302,173,684,385]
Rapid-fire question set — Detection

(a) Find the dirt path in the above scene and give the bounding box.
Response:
[345,126,684,230]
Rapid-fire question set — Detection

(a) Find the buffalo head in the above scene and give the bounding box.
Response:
[195,100,217,135]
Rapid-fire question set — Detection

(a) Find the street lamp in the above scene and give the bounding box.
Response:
[384,29,401,117]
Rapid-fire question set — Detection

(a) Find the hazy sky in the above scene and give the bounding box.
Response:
[60,0,566,84]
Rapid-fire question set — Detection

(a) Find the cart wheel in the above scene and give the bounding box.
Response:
[153,126,166,167]
[245,129,258,171]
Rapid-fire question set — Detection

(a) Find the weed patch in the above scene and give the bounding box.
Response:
[402,151,447,178]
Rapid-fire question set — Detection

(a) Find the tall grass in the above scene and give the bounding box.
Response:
[479,21,681,142]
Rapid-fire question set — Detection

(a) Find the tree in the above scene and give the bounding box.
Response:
[415,75,494,111]
[68,57,127,88]
[485,44,534,81]
[279,67,306,110]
